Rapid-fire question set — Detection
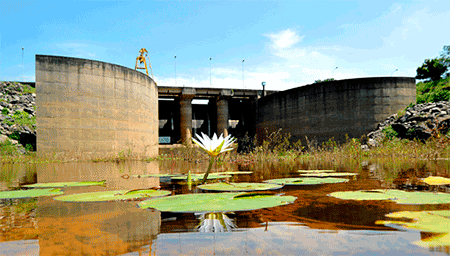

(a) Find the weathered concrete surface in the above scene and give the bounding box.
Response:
[255,77,416,146]
[36,55,158,158]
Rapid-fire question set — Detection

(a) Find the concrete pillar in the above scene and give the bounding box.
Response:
[179,88,196,144]
[217,89,233,137]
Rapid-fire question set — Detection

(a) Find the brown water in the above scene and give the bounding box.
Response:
[1,159,450,255]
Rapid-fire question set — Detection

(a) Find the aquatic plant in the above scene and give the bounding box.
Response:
[197,182,283,192]
[0,188,63,199]
[376,210,450,247]
[422,176,450,185]
[23,180,106,188]
[298,172,358,177]
[263,177,349,185]
[138,192,296,212]
[329,189,450,204]
[54,189,171,202]
[192,132,235,184]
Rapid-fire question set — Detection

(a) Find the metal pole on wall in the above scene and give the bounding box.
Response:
[210,57,212,87]
[262,81,266,97]
[174,55,177,86]
[242,59,245,88]
[332,66,338,78]
[22,47,24,81]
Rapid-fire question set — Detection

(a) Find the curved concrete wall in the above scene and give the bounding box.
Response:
[36,55,158,158]
[256,77,416,145]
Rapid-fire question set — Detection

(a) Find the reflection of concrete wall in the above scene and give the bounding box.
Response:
[37,196,160,255]
[36,55,158,158]
[256,77,416,145]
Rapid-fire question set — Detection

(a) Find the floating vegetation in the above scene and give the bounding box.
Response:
[198,182,283,192]
[171,173,231,181]
[329,189,450,205]
[297,170,336,173]
[23,180,106,188]
[54,189,171,202]
[138,192,296,212]
[376,210,450,247]
[422,176,450,185]
[0,188,63,199]
[263,177,349,185]
[299,172,359,177]
[132,174,182,178]
[214,171,253,175]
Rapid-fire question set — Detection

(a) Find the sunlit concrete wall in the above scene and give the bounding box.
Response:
[256,77,416,145]
[36,55,158,158]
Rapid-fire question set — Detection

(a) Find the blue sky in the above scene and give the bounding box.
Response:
[1,0,449,91]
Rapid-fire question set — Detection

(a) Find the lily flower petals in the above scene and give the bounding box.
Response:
[191,132,235,157]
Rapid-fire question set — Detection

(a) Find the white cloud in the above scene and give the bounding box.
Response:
[264,29,304,49]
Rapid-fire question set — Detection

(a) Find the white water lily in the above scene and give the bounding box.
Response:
[192,132,236,184]
[192,132,235,157]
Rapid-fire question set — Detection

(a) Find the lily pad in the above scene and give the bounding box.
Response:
[422,176,450,185]
[138,192,296,212]
[376,210,450,247]
[23,180,106,188]
[198,182,283,192]
[299,172,358,177]
[132,174,182,178]
[214,171,253,175]
[171,173,231,180]
[329,189,450,205]
[0,188,63,199]
[297,170,336,173]
[263,177,349,185]
[54,189,171,202]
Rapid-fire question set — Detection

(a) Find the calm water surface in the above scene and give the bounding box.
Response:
[0,159,449,255]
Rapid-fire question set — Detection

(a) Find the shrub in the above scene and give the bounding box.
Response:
[0,140,17,155]
[382,125,399,140]
[1,108,9,115]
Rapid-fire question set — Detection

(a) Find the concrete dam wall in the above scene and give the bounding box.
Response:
[255,77,416,146]
[36,55,158,158]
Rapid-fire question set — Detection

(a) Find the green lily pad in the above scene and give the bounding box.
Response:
[54,189,171,202]
[171,173,231,180]
[422,176,450,185]
[198,182,283,192]
[138,192,296,212]
[376,210,450,247]
[0,188,63,199]
[329,189,450,205]
[132,174,182,178]
[299,172,358,177]
[297,170,336,173]
[263,177,349,185]
[214,171,253,175]
[23,180,106,188]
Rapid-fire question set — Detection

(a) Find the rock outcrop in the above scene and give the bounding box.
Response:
[366,101,450,147]
[0,81,36,153]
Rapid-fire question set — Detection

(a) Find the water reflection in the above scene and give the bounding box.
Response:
[2,159,450,255]
[196,212,236,233]
[36,195,160,255]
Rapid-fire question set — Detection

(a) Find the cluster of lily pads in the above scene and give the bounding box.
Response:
[327,175,450,247]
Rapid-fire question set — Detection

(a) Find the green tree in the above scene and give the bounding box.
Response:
[440,45,450,78]
[314,78,335,83]
[416,58,448,81]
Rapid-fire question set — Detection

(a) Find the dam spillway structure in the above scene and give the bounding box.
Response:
[35,55,159,159]
[255,77,417,146]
